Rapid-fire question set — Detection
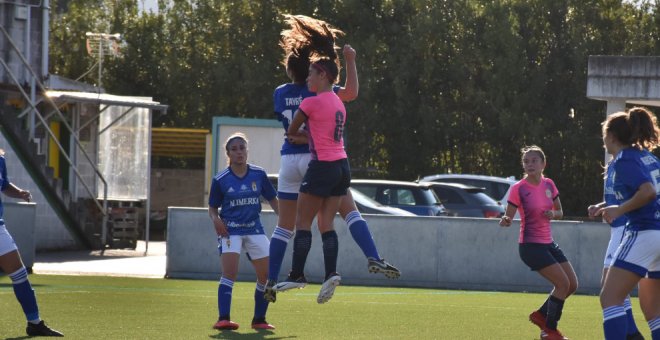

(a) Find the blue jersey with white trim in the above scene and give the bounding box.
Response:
[208,164,276,236]
[610,148,660,231]
[604,163,627,228]
[273,83,340,155]
[0,157,8,222]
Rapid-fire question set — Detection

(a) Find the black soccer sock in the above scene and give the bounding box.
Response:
[290,230,312,278]
[539,296,550,316]
[321,230,339,278]
[546,295,565,330]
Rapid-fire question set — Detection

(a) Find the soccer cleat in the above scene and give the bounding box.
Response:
[263,279,277,303]
[273,275,307,292]
[541,329,569,340]
[627,331,645,340]
[529,310,547,330]
[368,258,401,279]
[317,273,341,304]
[213,319,239,330]
[251,322,276,330]
[26,320,64,337]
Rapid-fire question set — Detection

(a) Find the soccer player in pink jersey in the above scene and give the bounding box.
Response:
[499,145,577,340]
[282,50,350,304]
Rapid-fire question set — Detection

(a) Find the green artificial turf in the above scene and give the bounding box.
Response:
[0,275,650,339]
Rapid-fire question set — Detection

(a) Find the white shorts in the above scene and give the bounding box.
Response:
[604,226,626,268]
[612,229,660,279]
[278,153,312,200]
[0,224,18,256]
[217,234,269,260]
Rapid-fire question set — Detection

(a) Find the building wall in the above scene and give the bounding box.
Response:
[167,207,610,294]
[0,1,46,85]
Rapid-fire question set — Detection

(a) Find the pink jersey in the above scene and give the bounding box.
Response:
[298,91,347,161]
[507,176,559,244]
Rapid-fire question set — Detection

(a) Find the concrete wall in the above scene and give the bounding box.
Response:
[587,56,660,101]
[167,207,610,294]
[151,168,206,211]
[0,1,46,84]
[4,202,36,268]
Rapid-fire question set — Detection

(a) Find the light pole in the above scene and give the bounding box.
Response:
[85,32,121,91]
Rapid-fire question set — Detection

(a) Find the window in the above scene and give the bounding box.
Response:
[434,187,465,204]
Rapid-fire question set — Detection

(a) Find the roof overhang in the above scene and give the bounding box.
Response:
[45,90,168,112]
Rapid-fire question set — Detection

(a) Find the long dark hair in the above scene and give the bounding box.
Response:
[280,15,343,84]
[602,107,660,151]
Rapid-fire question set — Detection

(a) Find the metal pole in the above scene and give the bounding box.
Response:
[98,38,103,91]
[145,110,153,255]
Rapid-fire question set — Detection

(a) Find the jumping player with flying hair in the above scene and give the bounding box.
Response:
[208,133,279,330]
[500,145,578,340]
[0,150,63,337]
[595,107,660,340]
[265,14,399,303]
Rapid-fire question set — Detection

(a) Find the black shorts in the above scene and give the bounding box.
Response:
[300,158,351,197]
[519,242,568,271]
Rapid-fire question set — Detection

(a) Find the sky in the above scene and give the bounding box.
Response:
[138,0,159,13]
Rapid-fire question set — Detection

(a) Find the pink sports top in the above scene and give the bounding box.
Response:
[298,91,347,161]
[507,176,559,244]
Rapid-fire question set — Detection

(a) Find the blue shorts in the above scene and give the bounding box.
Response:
[519,242,568,271]
[300,158,351,197]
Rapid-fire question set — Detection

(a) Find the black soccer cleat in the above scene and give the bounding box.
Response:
[26,320,64,337]
[368,258,401,279]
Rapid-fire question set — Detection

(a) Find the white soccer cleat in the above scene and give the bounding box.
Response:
[317,273,341,304]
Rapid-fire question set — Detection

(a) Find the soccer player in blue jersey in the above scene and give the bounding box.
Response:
[0,150,63,337]
[264,14,399,304]
[208,133,279,331]
[589,167,644,339]
[595,107,660,340]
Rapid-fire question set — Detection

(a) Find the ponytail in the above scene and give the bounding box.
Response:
[602,107,660,150]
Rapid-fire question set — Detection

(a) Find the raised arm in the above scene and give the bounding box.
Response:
[337,45,358,102]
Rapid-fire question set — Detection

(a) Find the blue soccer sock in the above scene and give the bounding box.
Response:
[218,277,234,320]
[649,317,660,340]
[603,305,627,340]
[10,267,40,323]
[623,296,640,335]
[290,230,312,278]
[253,281,269,320]
[321,230,339,278]
[268,226,294,281]
[345,211,380,260]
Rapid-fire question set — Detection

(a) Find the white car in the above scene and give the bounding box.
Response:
[420,174,517,210]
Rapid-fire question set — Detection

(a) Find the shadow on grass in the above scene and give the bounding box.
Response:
[208,329,297,339]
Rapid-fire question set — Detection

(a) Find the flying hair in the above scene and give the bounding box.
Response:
[279,14,344,83]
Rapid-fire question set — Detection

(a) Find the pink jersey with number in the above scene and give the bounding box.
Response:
[298,91,347,161]
[507,177,559,244]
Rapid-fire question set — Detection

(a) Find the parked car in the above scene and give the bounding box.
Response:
[350,179,446,216]
[262,175,414,216]
[424,182,504,218]
[420,174,516,207]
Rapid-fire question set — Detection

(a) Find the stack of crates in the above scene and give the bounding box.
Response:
[108,200,141,249]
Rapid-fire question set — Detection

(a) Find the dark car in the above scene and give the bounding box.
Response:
[263,175,414,216]
[424,182,504,218]
[350,179,446,216]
